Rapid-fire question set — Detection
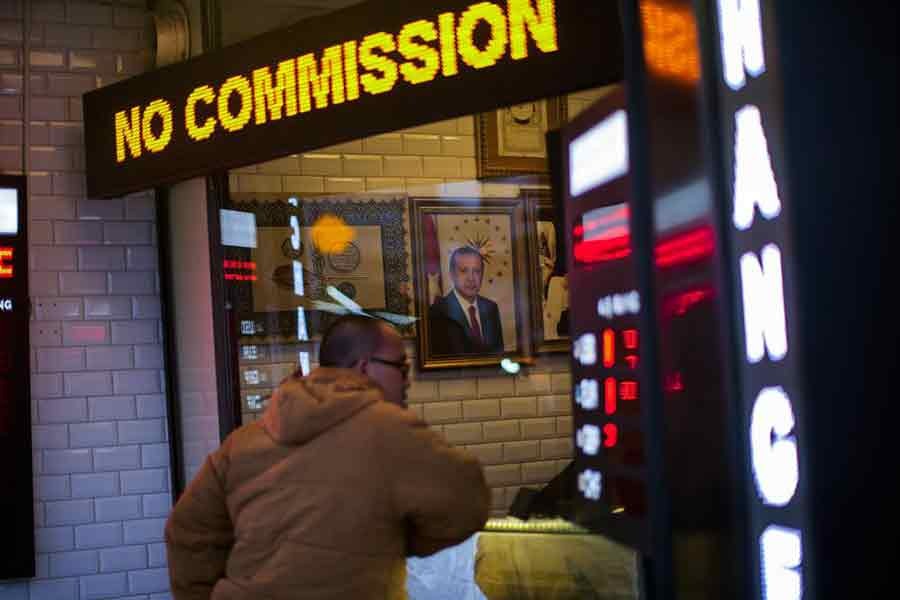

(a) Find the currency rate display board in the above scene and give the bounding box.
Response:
[0,175,34,579]
[562,88,653,552]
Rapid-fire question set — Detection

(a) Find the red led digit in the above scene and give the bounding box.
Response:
[620,380,639,401]
[603,423,618,448]
[664,371,684,392]
[0,247,12,279]
[624,355,639,369]
[602,328,615,367]
[623,328,639,350]
[604,377,617,414]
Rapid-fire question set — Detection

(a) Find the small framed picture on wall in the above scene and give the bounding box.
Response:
[523,188,570,353]
[474,97,568,178]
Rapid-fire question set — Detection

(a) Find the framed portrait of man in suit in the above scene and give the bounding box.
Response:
[410,198,531,370]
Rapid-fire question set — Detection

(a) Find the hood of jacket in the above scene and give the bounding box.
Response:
[260,367,382,445]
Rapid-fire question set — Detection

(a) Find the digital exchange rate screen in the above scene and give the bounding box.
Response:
[562,94,651,551]
[0,178,35,579]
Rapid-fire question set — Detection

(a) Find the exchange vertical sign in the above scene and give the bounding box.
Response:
[707,1,810,599]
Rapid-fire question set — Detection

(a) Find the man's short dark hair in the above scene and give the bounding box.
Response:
[449,246,484,273]
[318,314,386,368]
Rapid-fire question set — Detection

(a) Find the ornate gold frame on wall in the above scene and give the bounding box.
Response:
[475,97,568,178]
[410,197,532,370]
[524,188,571,354]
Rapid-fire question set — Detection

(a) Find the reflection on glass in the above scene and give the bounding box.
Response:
[221,87,640,598]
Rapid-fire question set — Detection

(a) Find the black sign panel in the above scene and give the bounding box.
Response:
[0,175,34,579]
[83,0,623,198]
[561,88,654,552]
[701,1,812,598]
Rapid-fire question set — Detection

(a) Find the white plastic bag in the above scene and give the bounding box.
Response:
[406,533,487,600]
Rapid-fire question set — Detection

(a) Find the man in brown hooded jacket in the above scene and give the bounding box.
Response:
[164,315,490,599]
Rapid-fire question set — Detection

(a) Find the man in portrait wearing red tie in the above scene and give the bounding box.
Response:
[427,246,504,355]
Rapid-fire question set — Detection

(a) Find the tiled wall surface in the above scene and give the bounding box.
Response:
[408,355,574,516]
[230,87,612,516]
[0,1,170,598]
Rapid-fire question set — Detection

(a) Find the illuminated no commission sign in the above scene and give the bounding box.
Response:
[117,1,557,160]
[83,0,623,198]
[713,0,809,598]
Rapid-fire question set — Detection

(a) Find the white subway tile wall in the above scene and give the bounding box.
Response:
[0,2,168,599]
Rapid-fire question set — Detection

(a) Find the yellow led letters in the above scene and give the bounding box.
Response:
[398,20,440,85]
[508,0,558,59]
[185,85,216,141]
[111,0,561,165]
[253,59,299,125]
[141,99,173,154]
[359,32,399,95]
[458,3,509,70]
[114,106,142,163]
[218,76,253,132]
[344,41,361,101]
[438,12,459,77]
[297,46,345,113]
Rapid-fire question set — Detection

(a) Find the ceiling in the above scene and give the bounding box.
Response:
[217,0,365,47]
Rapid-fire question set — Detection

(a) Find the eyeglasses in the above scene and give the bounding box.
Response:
[370,356,410,378]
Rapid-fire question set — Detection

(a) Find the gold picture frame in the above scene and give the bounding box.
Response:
[410,197,531,370]
[475,97,568,178]
[523,188,570,354]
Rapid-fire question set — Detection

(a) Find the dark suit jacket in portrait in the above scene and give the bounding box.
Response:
[427,292,504,356]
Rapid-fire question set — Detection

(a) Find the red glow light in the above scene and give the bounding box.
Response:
[571,219,715,267]
[572,207,632,264]
[662,286,715,317]
[223,260,256,271]
[664,372,685,393]
[224,274,258,282]
[581,205,629,236]
[574,241,632,264]
[625,354,639,369]
[573,228,631,263]
[604,377,617,415]
[602,328,615,367]
[0,247,12,278]
[623,328,639,349]
[654,226,715,268]
[224,259,258,282]
[603,423,618,448]
[620,380,639,401]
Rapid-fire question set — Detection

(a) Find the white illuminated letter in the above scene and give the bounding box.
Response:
[750,386,798,506]
[574,333,597,366]
[733,105,782,230]
[576,379,599,410]
[576,425,601,456]
[578,469,603,501]
[717,0,766,90]
[760,525,802,600]
[740,244,787,363]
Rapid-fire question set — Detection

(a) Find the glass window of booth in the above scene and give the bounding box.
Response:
[216,85,642,598]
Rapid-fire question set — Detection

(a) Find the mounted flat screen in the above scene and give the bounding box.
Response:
[561,88,652,552]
